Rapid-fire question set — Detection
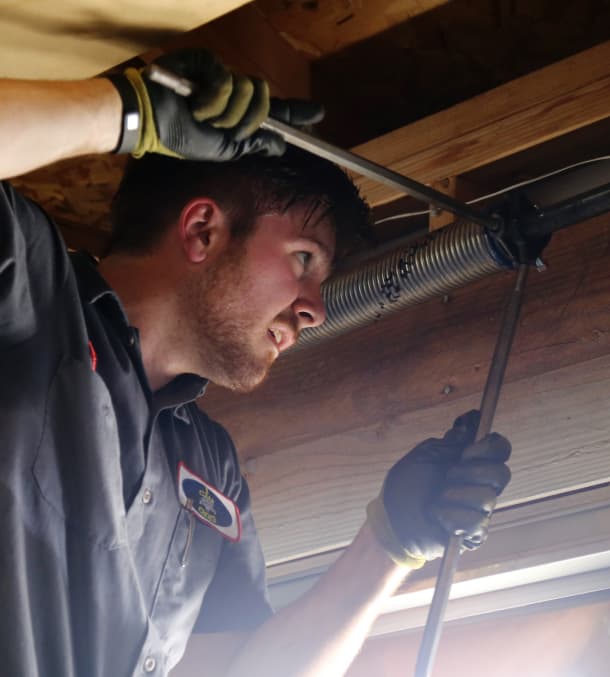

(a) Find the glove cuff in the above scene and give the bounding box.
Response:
[366,497,426,570]
[106,74,142,154]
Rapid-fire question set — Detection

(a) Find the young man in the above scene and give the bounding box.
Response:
[0,50,511,676]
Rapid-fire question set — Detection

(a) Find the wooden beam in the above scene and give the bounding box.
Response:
[352,41,610,207]
[245,351,610,563]
[149,3,311,100]
[255,0,451,59]
[0,1,252,79]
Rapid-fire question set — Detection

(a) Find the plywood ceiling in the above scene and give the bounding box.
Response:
[0,0,251,79]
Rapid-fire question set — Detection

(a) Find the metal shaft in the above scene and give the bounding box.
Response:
[145,64,499,230]
[415,262,529,677]
[259,118,498,230]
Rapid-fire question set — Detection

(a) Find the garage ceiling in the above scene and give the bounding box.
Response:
[4,0,610,253]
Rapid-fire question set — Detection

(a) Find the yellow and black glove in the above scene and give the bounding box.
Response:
[367,410,512,569]
[107,48,324,160]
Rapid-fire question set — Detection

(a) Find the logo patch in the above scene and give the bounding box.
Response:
[177,462,241,542]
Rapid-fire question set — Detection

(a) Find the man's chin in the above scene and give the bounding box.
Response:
[219,356,275,393]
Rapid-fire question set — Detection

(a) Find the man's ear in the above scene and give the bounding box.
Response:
[178,198,231,264]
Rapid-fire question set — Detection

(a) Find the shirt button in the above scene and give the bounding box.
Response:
[128,334,136,347]
[143,656,156,672]
[142,488,153,505]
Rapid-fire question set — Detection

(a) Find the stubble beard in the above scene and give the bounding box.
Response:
[185,243,277,393]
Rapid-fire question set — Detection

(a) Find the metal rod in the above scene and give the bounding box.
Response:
[260,118,499,230]
[145,64,500,231]
[524,182,610,238]
[415,262,529,677]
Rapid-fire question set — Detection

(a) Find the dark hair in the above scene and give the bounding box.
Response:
[108,148,373,259]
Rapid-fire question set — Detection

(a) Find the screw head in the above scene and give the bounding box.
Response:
[535,257,547,272]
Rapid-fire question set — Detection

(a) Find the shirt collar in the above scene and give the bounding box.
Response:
[70,250,131,327]
[71,251,208,412]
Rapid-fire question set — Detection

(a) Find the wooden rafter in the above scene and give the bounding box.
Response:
[352,41,610,207]
[0,0,252,79]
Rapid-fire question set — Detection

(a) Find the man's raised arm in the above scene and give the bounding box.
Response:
[0,49,324,180]
[0,78,121,179]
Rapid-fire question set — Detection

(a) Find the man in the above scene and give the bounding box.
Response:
[0,50,511,676]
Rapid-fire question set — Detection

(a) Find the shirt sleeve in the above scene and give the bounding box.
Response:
[0,181,69,347]
[192,418,274,634]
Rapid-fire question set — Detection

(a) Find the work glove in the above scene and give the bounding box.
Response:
[366,410,511,569]
[108,48,324,160]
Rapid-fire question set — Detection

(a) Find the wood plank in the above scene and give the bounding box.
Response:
[246,353,610,563]
[254,0,450,58]
[151,3,311,100]
[0,1,252,80]
[202,213,610,460]
[351,41,610,206]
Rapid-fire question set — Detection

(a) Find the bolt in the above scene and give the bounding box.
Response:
[442,384,453,395]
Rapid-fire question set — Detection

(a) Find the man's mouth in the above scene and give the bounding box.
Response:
[268,328,282,346]
[267,326,297,353]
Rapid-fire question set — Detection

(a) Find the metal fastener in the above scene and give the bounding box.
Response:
[143,656,156,672]
[535,257,547,272]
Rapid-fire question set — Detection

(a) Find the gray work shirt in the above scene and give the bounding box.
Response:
[0,182,272,676]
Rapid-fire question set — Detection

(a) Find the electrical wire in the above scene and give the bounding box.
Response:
[374,155,610,225]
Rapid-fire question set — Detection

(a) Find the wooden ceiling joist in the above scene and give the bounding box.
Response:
[255,0,452,59]
[353,41,610,207]
[0,0,252,79]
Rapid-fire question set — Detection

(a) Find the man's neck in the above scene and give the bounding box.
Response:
[97,253,182,391]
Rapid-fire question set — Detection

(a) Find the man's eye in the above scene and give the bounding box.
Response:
[296,251,312,267]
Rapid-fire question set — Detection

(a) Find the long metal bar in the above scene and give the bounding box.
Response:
[415,262,529,677]
[145,64,500,230]
[524,182,610,238]
[259,118,499,230]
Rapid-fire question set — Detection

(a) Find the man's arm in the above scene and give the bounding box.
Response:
[0,78,121,179]
[227,522,407,677]
[177,523,407,677]
[177,411,511,677]
[0,49,323,181]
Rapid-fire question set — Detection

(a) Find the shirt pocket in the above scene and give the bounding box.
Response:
[33,357,127,549]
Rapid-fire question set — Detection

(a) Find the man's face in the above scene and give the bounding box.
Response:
[187,205,335,392]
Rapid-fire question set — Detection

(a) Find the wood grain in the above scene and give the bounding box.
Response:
[351,41,610,206]
[255,0,451,58]
[247,352,610,563]
[148,4,311,100]
[0,0,251,79]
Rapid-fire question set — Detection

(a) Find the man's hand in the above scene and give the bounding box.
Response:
[367,410,511,569]
[108,49,324,160]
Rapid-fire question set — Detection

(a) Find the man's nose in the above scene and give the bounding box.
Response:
[293,283,327,330]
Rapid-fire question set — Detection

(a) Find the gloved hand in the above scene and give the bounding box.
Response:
[366,410,511,569]
[108,48,324,160]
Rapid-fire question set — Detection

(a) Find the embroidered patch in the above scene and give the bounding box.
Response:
[177,462,241,542]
